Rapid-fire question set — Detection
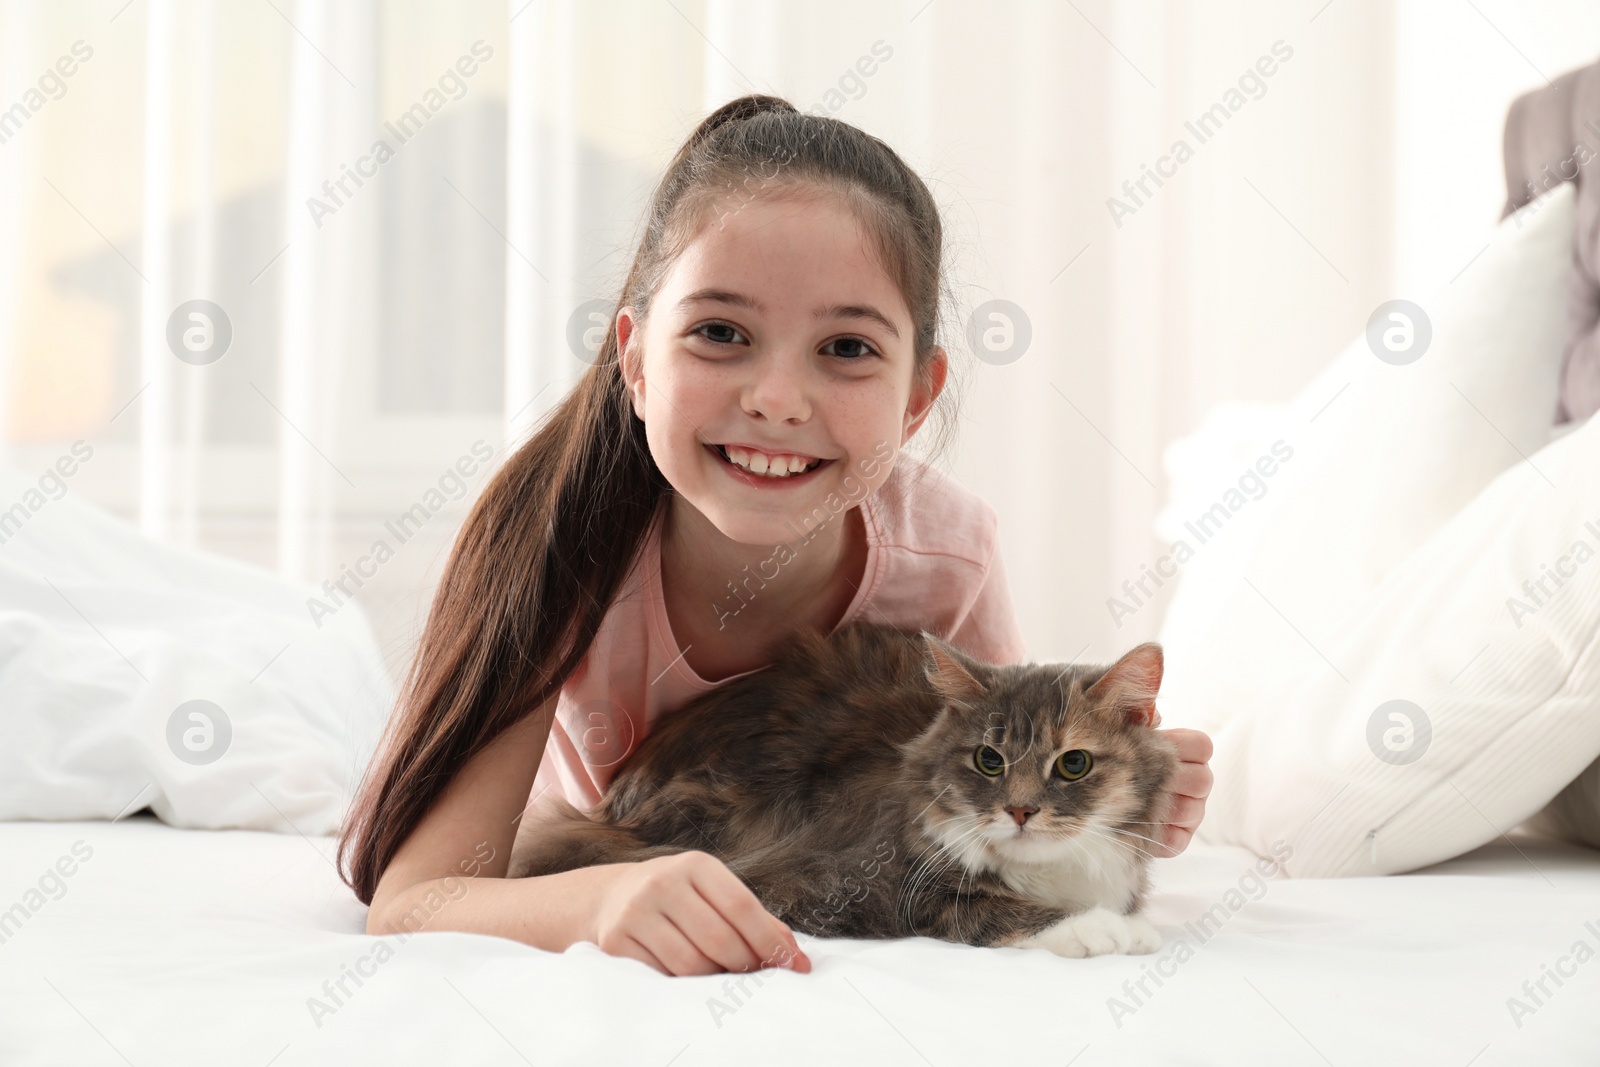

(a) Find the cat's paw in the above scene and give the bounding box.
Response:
[1122,913,1163,954]
[1016,907,1162,958]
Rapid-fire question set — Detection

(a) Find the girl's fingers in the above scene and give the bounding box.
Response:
[1162,727,1214,765]
[687,859,809,972]
[615,932,672,976]
[1162,821,1196,856]
[1158,790,1203,863]
[633,913,724,977]
[1158,792,1208,856]
[1167,793,1205,828]
[668,880,771,974]
[1170,759,1213,801]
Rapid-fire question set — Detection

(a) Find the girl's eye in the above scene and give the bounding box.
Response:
[823,336,878,361]
[694,322,747,346]
[1054,750,1092,781]
[973,745,1005,777]
[690,323,878,360]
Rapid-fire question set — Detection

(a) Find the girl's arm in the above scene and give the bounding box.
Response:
[365,695,808,976]
[366,693,589,948]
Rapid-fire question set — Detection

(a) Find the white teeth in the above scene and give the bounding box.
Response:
[721,445,819,478]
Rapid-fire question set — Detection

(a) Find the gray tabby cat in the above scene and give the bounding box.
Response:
[507,620,1179,958]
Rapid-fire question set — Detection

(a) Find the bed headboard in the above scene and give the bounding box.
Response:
[1501,55,1600,425]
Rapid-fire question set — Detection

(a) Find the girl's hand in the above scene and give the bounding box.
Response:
[588,851,812,977]
[1151,723,1213,859]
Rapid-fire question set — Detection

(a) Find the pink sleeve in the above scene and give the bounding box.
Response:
[948,525,1028,666]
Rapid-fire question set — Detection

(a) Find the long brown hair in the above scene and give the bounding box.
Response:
[337,93,962,905]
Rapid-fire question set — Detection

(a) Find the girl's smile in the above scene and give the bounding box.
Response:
[703,442,833,489]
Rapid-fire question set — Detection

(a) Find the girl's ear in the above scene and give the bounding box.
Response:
[901,346,949,444]
[617,307,646,419]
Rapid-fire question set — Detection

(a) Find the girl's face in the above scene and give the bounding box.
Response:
[618,189,946,547]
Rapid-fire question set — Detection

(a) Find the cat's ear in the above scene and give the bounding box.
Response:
[919,632,987,705]
[1084,642,1163,728]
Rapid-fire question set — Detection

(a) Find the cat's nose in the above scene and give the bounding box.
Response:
[1005,804,1038,827]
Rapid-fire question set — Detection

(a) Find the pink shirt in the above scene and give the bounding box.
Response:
[528,453,1028,813]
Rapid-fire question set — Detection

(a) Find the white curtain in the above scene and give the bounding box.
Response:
[2,0,1598,684]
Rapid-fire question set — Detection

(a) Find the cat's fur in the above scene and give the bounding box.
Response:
[507,620,1179,958]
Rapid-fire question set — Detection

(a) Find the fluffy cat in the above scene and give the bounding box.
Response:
[507,620,1179,958]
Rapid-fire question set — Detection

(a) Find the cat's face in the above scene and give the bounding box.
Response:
[900,637,1175,868]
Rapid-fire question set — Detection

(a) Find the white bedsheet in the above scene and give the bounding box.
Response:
[1,817,1595,1065]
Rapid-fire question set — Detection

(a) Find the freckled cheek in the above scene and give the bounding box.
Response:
[636,379,702,483]
[830,383,904,472]
[642,359,720,436]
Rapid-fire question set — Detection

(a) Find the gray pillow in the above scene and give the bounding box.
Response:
[1501,55,1600,425]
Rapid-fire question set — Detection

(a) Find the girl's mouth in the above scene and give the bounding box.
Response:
[705,443,833,489]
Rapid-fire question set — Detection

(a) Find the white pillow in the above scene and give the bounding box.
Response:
[0,460,394,835]
[1521,748,1600,849]
[1193,405,1600,876]
[1156,181,1576,740]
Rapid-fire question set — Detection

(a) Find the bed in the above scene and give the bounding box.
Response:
[3,814,1597,1064]
[7,55,1600,1067]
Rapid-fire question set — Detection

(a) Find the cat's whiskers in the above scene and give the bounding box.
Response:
[1100,824,1166,849]
[908,812,979,883]
[903,810,981,886]
[1056,822,1108,882]
[941,823,993,943]
[951,812,1016,941]
[953,848,975,944]
[902,834,977,933]
[1086,823,1160,863]
[901,811,979,890]
[900,816,989,933]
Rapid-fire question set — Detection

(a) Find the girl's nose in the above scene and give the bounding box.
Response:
[742,351,812,424]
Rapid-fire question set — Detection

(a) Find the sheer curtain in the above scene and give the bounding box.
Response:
[2,0,1596,685]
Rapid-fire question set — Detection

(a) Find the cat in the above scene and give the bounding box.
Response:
[507,620,1180,959]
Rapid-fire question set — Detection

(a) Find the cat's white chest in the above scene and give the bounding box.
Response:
[994,826,1141,914]
[923,812,1144,914]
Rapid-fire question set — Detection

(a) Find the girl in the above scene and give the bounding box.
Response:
[337,94,1214,978]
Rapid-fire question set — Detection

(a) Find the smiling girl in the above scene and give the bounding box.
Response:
[338,94,1213,978]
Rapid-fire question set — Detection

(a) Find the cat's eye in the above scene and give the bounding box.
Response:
[1054,750,1092,781]
[973,745,1005,777]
